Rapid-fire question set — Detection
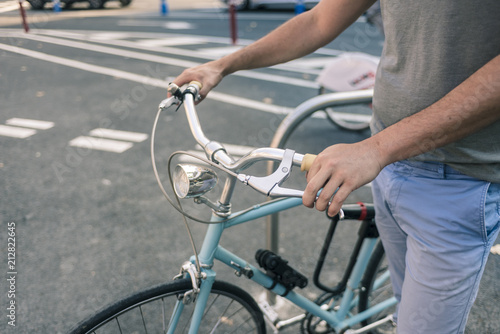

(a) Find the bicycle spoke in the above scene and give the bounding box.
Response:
[209,299,235,334]
[115,317,123,334]
[162,297,166,333]
[228,314,255,334]
[139,305,148,333]
[70,279,265,334]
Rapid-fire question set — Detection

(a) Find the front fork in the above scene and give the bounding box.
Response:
[169,262,216,334]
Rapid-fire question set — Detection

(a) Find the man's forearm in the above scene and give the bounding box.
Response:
[372,54,500,167]
[216,0,377,76]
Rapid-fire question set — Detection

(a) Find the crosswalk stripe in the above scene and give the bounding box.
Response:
[0,125,37,139]
[88,128,148,143]
[6,118,55,130]
[69,136,134,153]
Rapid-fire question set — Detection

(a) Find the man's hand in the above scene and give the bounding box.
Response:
[302,140,384,217]
[171,61,225,103]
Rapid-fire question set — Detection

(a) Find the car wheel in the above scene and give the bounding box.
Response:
[88,0,105,9]
[119,0,131,7]
[27,0,46,10]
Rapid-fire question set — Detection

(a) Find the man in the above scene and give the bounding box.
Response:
[173,1,500,332]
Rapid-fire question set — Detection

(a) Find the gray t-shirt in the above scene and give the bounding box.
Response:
[371,0,500,182]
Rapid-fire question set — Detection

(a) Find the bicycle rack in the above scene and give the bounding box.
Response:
[265,89,374,304]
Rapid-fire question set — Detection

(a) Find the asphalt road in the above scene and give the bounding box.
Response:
[0,2,499,333]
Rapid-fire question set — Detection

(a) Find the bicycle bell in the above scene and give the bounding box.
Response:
[173,164,218,199]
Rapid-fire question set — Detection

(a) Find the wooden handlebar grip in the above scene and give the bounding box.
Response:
[301,154,317,172]
[189,81,203,90]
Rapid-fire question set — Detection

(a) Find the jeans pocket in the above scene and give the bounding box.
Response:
[484,183,500,241]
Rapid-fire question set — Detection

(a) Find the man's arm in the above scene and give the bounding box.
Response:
[304,54,500,216]
[173,0,376,100]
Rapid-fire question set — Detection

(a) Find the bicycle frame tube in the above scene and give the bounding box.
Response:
[189,197,395,332]
[197,196,304,265]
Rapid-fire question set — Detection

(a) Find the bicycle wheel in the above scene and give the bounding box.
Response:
[358,241,397,334]
[69,278,266,334]
[324,107,372,131]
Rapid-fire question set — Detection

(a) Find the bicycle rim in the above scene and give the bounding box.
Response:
[69,278,266,334]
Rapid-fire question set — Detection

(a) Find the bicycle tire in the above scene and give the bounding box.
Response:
[358,241,397,334]
[69,278,266,334]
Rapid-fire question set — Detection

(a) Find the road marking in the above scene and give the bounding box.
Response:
[0,41,294,115]
[69,136,133,153]
[89,128,148,143]
[0,125,37,139]
[0,34,369,121]
[0,1,21,14]
[163,22,196,30]
[69,128,148,153]
[136,37,208,47]
[287,57,340,69]
[199,46,244,58]
[6,118,55,130]
[117,20,195,30]
[13,32,320,88]
[18,29,323,76]
[491,244,500,255]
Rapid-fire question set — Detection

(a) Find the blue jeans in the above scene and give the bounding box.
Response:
[372,160,500,334]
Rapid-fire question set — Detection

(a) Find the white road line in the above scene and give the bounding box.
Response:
[0,125,37,139]
[117,20,196,30]
[0,41,294,115]
[23,29,325,76]
[0,42,170,87]
[286,57,340,69]
[14,32,320,88]
[0,39,367,122]
[136,37,208,47]
[0,1,20,14]
[6,118,55,130]
[199,46,244,58]
[69,136,133,153]
[89,128,148,142]
[163,22,196,30]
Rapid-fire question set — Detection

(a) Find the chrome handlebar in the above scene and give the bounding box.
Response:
[161,82,306,198]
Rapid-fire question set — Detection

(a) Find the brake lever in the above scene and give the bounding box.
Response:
[239,149,304,198]
[158,96,181,112]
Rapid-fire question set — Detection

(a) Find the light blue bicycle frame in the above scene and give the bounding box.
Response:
[163,88,396,333]
[169,196,396,333]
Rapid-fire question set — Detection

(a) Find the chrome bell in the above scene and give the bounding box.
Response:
[173,164,218,199]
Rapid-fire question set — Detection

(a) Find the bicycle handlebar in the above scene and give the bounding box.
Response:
[168,82,307,172]
[159,82,375,218]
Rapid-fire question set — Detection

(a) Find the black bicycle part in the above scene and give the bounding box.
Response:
[358,241,396,334]
[255,249,308,295]
[68,278,267,334]
[312,204,378,294]
[301,292,340,334]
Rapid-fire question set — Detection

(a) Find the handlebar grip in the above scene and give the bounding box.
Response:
[189,81,203,90]
[300,154,317,172]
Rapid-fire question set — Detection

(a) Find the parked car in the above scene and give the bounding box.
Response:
[221,0,320,11]
[27,0,132,10]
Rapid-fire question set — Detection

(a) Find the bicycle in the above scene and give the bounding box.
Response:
[69,82,397,334]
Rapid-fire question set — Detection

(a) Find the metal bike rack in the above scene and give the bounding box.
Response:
[265,89,374,304]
